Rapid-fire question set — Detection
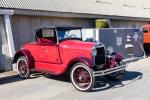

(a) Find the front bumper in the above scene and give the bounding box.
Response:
[93,64,126,77]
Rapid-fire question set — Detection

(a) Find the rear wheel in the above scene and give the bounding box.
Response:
[104,62,125,81]
[70,62,95,92]
[16,56,30,79]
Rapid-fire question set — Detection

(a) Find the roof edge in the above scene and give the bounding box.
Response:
[0,9,14,15]
[2,8,150,21]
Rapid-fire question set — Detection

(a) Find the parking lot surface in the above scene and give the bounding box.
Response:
[0,57,150,100]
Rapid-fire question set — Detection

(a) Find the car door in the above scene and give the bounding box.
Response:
[38,42,61,64]
[34,28,63,73]
[35,28,61,64]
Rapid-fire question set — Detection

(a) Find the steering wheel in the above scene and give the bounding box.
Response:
[68,34,77,38]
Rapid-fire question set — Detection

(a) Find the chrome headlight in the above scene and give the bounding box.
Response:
[107,46,114,54]
[91,46,97,57]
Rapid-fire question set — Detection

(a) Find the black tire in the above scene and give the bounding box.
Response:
[104,62,125,81]
[70,62,95,92]
[16,56,30,79]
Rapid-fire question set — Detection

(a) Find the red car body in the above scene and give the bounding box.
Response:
[13,27,126,91]
[14,40,95,74]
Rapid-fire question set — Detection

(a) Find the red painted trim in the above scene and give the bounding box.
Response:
[67,57,93,68]
[13,48,35,69]
[114,53,123,62]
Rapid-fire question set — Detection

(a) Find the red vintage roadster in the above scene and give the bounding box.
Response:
[12,27,126,92]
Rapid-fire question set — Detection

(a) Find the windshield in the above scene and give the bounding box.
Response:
[82,29,97,43]
[57,29,82,41]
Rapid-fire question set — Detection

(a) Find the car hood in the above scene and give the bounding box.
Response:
[59,40,95,51]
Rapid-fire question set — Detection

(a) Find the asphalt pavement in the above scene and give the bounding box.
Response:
[0,57,150,100]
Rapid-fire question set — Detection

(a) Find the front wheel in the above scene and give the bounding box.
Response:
[16,56,30,79]
[104,62,125,81]
[70,62,95,92]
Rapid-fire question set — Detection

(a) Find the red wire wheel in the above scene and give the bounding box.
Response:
[17,56,30,79]
[70,62,95,92]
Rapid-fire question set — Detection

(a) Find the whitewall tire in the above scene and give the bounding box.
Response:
[16,56,30,79]
[70,62,95,92]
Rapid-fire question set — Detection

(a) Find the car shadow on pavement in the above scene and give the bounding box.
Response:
[29,72,70,82]
[0,72,70,85]
[0,72,44,85]
[93,70,143,92]
[44,74,70,82]
[31,70,143,92]
[0,70,142,92]
[0,75,23,85]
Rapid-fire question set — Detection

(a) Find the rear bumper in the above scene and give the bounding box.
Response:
[93,64,126,77]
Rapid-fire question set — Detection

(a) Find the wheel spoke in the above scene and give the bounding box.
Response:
[17,58,29,78]
[73,67,91,89]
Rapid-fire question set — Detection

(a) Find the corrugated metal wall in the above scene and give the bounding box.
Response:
[11,15,149,50]
[11,15,95,50]
[0,14,149,71]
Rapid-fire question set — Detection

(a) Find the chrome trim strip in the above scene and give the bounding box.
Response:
[93,64,126,77]
[122,57,145,62]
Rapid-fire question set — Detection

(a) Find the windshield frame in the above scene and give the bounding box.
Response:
[56,27,83,43]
